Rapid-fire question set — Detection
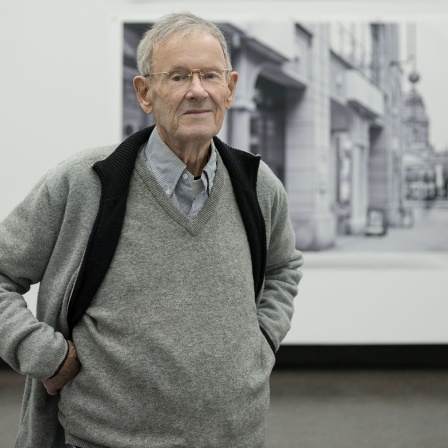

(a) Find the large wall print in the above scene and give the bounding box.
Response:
[123,21,448,252]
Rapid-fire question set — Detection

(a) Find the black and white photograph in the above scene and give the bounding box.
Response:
[123,19,448,252]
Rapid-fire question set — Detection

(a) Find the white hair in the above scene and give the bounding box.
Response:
[136,12,232,76]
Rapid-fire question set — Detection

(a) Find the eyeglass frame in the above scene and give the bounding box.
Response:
[143,68,231,85]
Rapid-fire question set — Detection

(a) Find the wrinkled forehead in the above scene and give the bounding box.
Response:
[152,30,226,67]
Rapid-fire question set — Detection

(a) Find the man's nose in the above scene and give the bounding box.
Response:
[187,72,207,96]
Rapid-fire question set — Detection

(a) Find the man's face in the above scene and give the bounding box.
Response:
[134,31,238,150]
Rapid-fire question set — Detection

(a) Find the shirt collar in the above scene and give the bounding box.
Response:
[201,143,217,194]
[142,126,217,196]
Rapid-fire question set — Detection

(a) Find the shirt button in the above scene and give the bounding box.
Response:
[183,173,188,180]
[165,188,170,195]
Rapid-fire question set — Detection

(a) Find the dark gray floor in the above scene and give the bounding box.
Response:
[266,369,448,448]
[1,369,448,448]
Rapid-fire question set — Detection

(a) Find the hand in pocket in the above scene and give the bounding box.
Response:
[42,340,81,396]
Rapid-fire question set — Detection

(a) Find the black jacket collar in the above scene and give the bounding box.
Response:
[93,125,261,199]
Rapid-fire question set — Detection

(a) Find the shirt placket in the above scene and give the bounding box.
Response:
[188,174,207,218]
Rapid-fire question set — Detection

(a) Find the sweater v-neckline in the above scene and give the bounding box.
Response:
[135,155,226,237]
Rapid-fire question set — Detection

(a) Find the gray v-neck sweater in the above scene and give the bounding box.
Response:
[59,156,276,448]
[1,131,302,448]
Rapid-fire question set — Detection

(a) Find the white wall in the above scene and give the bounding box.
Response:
[0,0,117,218]
[1,0,448,344]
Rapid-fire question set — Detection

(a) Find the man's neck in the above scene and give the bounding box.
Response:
[157,128,212,177]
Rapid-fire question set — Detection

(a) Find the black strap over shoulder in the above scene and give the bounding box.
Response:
[67,126,267,336]
[67,127,149,335]
[212,136,267,300]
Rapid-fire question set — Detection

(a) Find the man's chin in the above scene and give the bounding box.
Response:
[178,126,217,142]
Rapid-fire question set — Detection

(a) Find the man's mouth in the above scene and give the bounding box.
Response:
[183,109,211,115]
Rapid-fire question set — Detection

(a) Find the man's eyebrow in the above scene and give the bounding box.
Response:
[167,65,188,71]
[164,66,222,72]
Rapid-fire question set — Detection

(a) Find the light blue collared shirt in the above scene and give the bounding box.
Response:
[141,127,217,220]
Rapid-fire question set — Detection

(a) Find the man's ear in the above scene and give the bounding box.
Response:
[133,76,153,115]
[225,71,239,110]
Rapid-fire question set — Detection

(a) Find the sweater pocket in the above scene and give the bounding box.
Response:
[260,328,276,371]
[60,264,82,335]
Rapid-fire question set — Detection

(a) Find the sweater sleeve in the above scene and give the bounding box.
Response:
[256,162,303,352]
[0,175,68,380]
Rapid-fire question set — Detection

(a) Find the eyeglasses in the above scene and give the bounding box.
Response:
[144,68,230,89]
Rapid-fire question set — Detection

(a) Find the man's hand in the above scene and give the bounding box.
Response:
[42,340,80,396]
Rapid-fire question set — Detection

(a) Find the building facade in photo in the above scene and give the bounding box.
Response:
[123,21,404,251]
[402,79,448,202]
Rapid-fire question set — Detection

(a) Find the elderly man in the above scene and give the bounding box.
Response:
[0,12,303,448]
